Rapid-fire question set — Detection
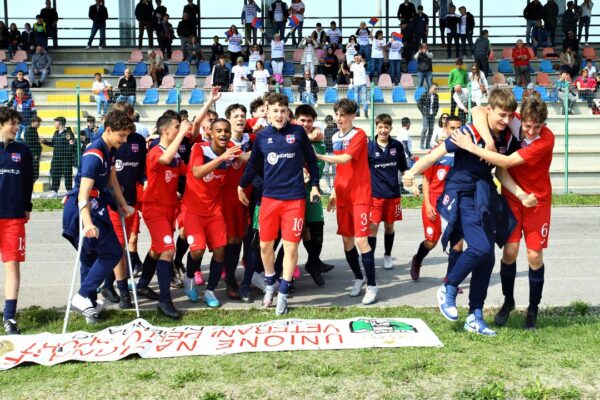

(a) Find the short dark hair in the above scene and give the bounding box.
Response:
[0,107,22,125]
[113,101,134,116]
[225,103,247,119]
[250,97,266,114]
[86,115,96,123]
[104,110,135,133]
[333,98,358,115]
[401,117,411,127]
[156,115,179,136]
[446,115,462,127]
[294,104,317,120]
[210,118,231,130]
[375,113,393,126]
[162,109,181,121]
[482,29,489,36]
[31,116,42,123]
[265,93,289,108]
[520,97,548,124]
[206,110,218,119]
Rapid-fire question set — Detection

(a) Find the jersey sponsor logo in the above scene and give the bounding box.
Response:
[374,151,380,157]
[165,170,174,183]
[11,153,21,163]
[286,134,296,144]
[115,160,123,171]
[0,169,20,175]
[267,152,278,165]
[267,137,273,144]
[390,148,397,156]
[131,143,139,153]
[436,169,447,181]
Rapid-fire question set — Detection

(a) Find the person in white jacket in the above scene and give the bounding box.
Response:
[468,63,488,106]
[300,35,318,78]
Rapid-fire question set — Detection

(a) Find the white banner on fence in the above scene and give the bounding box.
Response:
[214,92,259,118]
[0,317,442,370]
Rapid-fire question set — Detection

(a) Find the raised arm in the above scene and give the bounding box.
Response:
[158,120,191,165]
[450,128,525,169]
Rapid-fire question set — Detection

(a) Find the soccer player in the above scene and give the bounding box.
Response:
[402,88,536,336]
[245,96,268,133]
[62,110,134,324]
[238,93,320,315]
[451,98,554,330]
[0,108,33,334]
[317,99,377,305]
[367,113,409,271]
[410,115,463,281]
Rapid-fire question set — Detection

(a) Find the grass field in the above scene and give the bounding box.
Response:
[1,303,599,400]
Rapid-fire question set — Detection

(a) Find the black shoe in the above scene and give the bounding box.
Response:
[174,260,186,275]
[31,83,38,88]
[101,286,120,303]
[410,255,421,281]
[494,299,515,326]
[157,301,181,319]
[319,261,335,273]
[305,263,325,287]
[525,307,538,330]
[239,286,254,303]
[227,284,241,300]
[171,274,184,289]
[136,286,160,301]
[37,81,42,88]
[119,293,134,309]
[3,319,20,335]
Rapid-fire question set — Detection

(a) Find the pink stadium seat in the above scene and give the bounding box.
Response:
[128,49,143,62]
[182,75,197,89]
[488,48,496,60]
[159,74,175,89]
[542,47,558,59]
[583,46,597,60]
[314,73,327,88]
[170,50,184,63]
[501,47,512,60]
[203,74,213,88]
[378,73,393,88]
[0,75,7,88]
[154,49,164,59]
[400,73,414,88]
[527,47,536,59]
[0,50,6,62]
[138,74,153,89]
[11,50,27,62]
[536,72,551,86]
[316,49,325,62]
[293,48,303,63]
[334,49,344,62]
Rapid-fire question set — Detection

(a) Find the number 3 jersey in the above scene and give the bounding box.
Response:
[332,127,372,206]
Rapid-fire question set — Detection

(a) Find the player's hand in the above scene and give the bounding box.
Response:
[222,145,241,160]
[425,202,437,222]
[402,171,415,188]
[238,186,249,206]
[326,192,336,212]
[450,129,474,150]
[24,211,30,222]
[82,222,99,239]
[119,204,135,218]
[309,185,321,203]
[520,193,538,208]
[303,168,310,183]
[179,120,191,136]
[411,184,420,196]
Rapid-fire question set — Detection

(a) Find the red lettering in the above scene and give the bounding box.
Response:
[301,335,319,346]
[177,340,197,352]
[212,329,235,338]
[322,324,341,333]
[239,337,259,348]
[184,332,203,340]
[95,346,119,357]
[264,335,285,347]
[216,339,234,350]
[155,342,174,352]
[325,334,343,344]
[3,343,38,365]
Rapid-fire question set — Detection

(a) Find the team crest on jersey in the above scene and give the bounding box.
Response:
[90,198,99,210]
[375,151,380,157]
[232,159,242,169]
[203,172,214,182]
[11,153,21,163]
[521,141,529,148]
[286,134,296,144]
[165,170,174,183]
[442,194,450,206]
[267,137,273,144]
[179,145,186,153]
[390,148,397,156]
[131,143,139,153]
[342,139,350,148]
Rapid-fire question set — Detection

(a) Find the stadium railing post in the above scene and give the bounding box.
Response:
[563,82,569,194]
[176,84,181,113]
[275,82,280,94]
[370,82,375,141]
[76,84,82,167]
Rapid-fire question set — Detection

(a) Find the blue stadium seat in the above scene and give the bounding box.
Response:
[282,87,294,103]
[413,86,426,102]
[407,59,418,74]
[12,62,27,76]
[347,88,355,101]
[264,60,273,75]
[535,85,549,101]
[539,59,554,73]
[0,62,7,76]
[282,61,295,76]
[512,86,523,102]
[196,61,211,76]
[0,90,9,104]
[133,62,148,77]
[498,59,513,74]
[189,88,204,104]
[324,87,338,103]
[175,61,190,76]
[373,86,384,103]
[143,88,159,104]
[111,61,126,76]
[225,62,232,71]
[392,86,407,103]
[165,88,179,104]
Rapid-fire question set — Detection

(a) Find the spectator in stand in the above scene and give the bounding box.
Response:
[242,0,262,46]
[350,53,369,118]
[355,22,372,63]
[32,15,48,50]
[512,39,531,87]
[270,0,288,40]
[92,72,111,117]
[209,35,224,67]
[270,32,286,82]
[183,0,199,28]
[156,13,174,59]
[21,23,35,54]
[186,36,204,68]
[289,0,305,47]
[322,47,339,81]
[298,69,318,106]
[473,30,491,77]
[452,84,468,124]
[563,30,579,55]
[387,33,403,86]
[231,56,250,92]
[401,19,417,62]
[458,6,475,58]
[397,0,417,23]
[370,31,385,82]
[445,5,460,59]
[135,0,154,50]
[524,82,542,101]
[562,1,579,38]
[7,24,21,59]
[245,43,263,72]
[415,6,429,44]
[300,35,318,78]
[559,45,579,78]
[153,0,167,26]
[117,68,137,106]
[253,60,270,93]
[313,23,327,48]
[24,116,43,183]
[81,116,98,144]
[28,45,52,88]
[345,35,360,65]
[337,59,351,85]
[40,0,58,48]
[579,0,594,46]
[430,112,450,147]
[43,116,75,195]
[584,59,597,76]
[437,0,449,47]
[326,21,342,51]
[0,22,8,50]
[576,67,597,111]
[148,50,165,86]
[12,88,36,142]
[555,70,576,114]
[86,0,108,49]
[523,0,544,45]
[177,12,196,59]
[415,43,433,88]
[468,63,488,106]
[225,25,243,63]
[531,20,551,56]
[543,0,559,47]
[397,117,416,170]
[211,54,231,91]
[417,83,439,150]
[11,71,30,95]
[448,58,467,115]
[133,112,149,138]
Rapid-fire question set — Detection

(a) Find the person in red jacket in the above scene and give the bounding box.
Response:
[512,39,531,87]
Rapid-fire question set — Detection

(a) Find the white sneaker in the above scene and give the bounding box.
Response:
[362,285,379,305]
[262,284,276,307]
[46,190,57,198]
[276,293,288,315]
[349,279,365,297]
[85,45,91,49]
[251,272,266,292]
[383,255,393,270]
[585,42,589,46]
[71,294,99,324]
[98,46,103,49]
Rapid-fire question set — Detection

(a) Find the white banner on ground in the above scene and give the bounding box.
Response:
[0,317,443,370]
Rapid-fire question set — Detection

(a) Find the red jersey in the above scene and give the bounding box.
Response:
[143,145,187,207]
[423,152,454,195]
[332,127,371,206]
[183,143,229,216]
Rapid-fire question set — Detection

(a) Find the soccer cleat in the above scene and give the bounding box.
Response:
[293,264,301,279]
[203,290,221,308]
[136,286,160,301]
[3,319,20,335]
[71,294,99,324]
[494,299,515,326]
[349,279,365,297]
[226,284,241,300]
[251,272,266,292]
[437,284,459,321]
[525,307,538,330]
[170,274,184,289]
[318,261,335,273]
[239,286,254,303]
[262,284,276,308]
[194,271,205,286]
[275,293,288,315]
[101,286,119,303]
[119,293,134,309]
[464,309,497,336]
[410,255,421,281]
[183,275,199,302]
[383,255,394,270]
[305,262,325,287]
[362,285,379,305]
[157,300,181,319]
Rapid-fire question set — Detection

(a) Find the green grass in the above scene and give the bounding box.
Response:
[2,304,599,399]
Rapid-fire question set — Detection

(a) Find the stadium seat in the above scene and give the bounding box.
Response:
[378,73,393,88]
[583,46,597,60]
[539,60,554,73]
[0,75,7,89]
[512,86,523,102]
[0,62,7,76]
[372,86,384,103]
[111,61,126,76]
[189,88,204,104]
[264,60,273,75]
[159,74,175,89]
[0,90,8,104]
[316,49,325,62]
[196,61,211,76]
[535,85,549,101]
[334,49,344,62]
[536,72,551,86]
[128,49,143,62]
[165,88,179,104]
[400,73,414,88]
[175,61,190,76]
[488,48,496,60]
[324,87,338,103]
[282,87,295,103]
[413,86,426,102]
[282,61,295,76]
[11,50,27,62]
[492,72,506,85]
[0,50,5,62]
[527,47,536,59]
[498,59,513,74]
[347,88,355,101]
[170,50,184,63]
[203,75,213,88]
[314,74,327,88]
[138,75,153,89]
[12,62,28,76]
[154,49,164,59]
[293,48,303,63]
[407,59,418,74]
[542,47,558,59]
[182,75,197,89]
[501,47,513,59]
[133,62,148,76]
[392,86,407,103]
[143,88,159,104]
